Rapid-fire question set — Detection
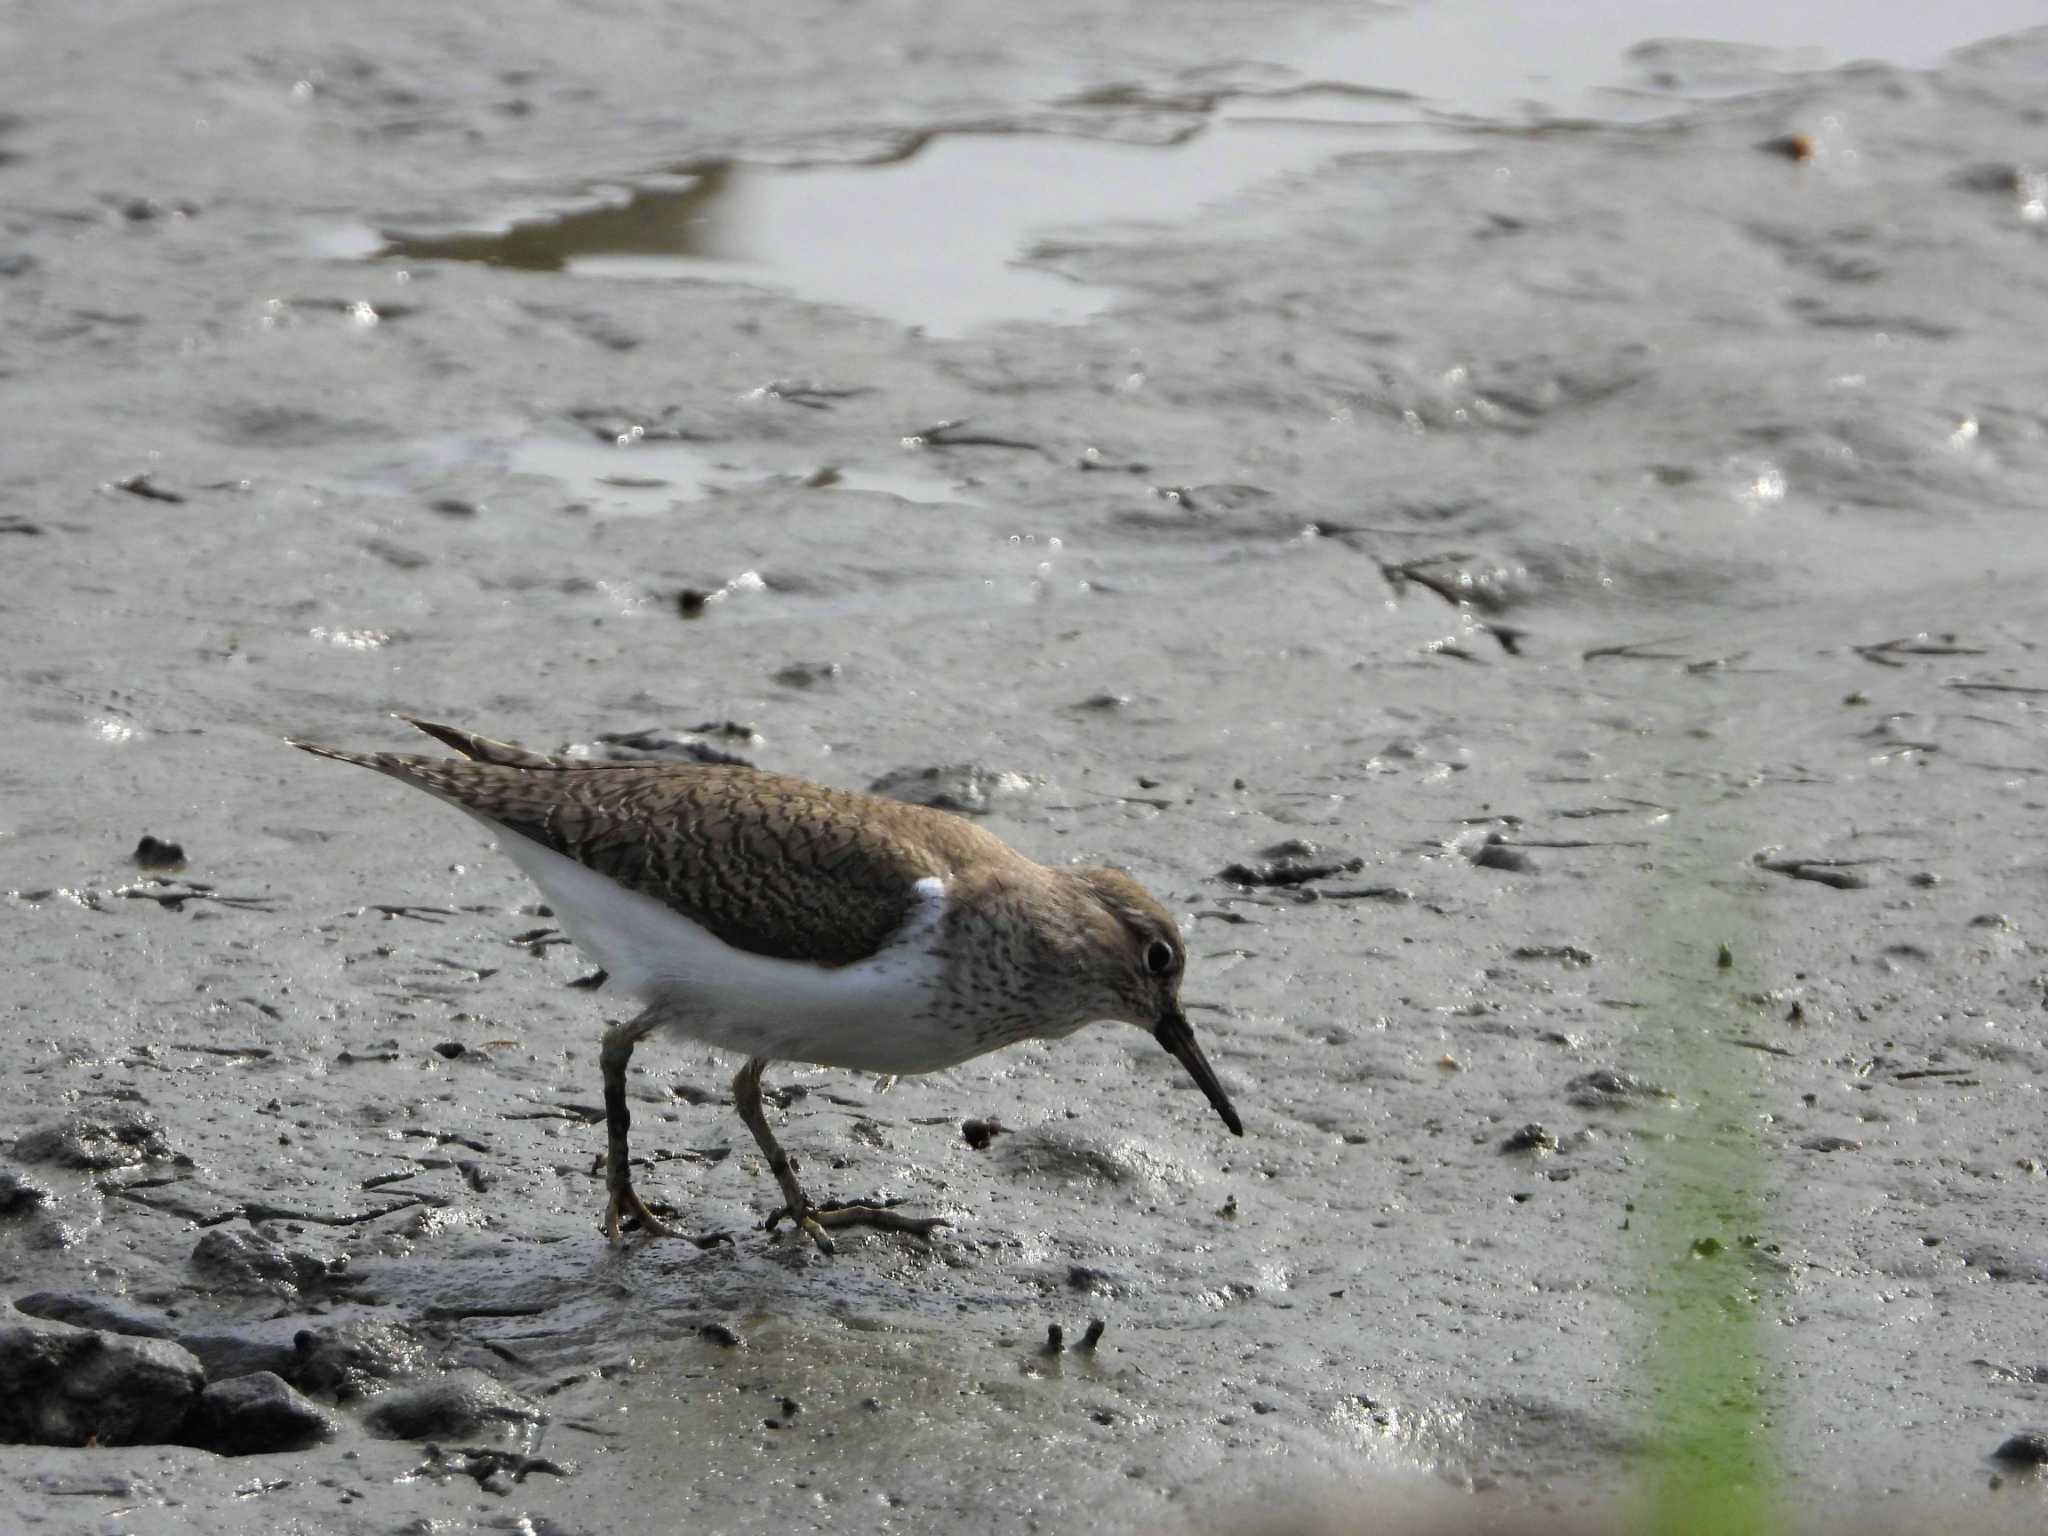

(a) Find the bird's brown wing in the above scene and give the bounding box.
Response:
[293,738,998,966]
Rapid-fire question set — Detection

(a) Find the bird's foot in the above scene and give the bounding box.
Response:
[764,1198,949,1255]
[604,1184,730,1249]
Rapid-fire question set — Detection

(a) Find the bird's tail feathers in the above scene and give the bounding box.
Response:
[285,738,381,771]
[394,717,566,769]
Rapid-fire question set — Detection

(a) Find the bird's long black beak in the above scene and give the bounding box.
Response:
[1154,1007,1243,1136]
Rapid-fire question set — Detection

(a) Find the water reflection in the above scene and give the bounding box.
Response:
[375,110,1446,335]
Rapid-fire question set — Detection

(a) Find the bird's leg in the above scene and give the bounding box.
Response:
[733,1056,830,1251]
[600,1013,727,1248]
[600,1014,672,1241]
[732,1056,947,1255]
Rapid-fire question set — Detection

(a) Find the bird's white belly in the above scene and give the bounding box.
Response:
[487,828,975,1074]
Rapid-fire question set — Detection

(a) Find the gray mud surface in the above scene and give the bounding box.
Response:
[5,2,2048,1531]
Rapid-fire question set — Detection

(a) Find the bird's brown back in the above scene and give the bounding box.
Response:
[299,741,1022,966]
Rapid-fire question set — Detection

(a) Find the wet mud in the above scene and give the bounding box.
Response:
[5,1,2048,1532]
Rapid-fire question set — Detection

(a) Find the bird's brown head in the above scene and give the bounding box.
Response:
[1070,866,1243,1138]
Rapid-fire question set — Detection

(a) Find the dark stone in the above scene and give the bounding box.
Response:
[433,1041,467,1059]
[14,1111,172,1170]
[0,1171,51,1216]
[13,1291,176,1339]
[1565,1069,1673,1109]
[1472,840,1538,873]
[1216,856,1365,888]
[1501,1124,1558,1154]
[361,1370,544,1443]
[961,1118,1008,1151]
[698,1322,742,1348]
[133,834,186,869]
[190,1226,348,1295]
[184,1371,338,1455]
[1991,1429,2048,1465]
[291,1318,431,1399]
[0,1318,204,1446]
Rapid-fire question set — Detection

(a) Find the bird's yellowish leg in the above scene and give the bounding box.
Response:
[731,1056,946,1254]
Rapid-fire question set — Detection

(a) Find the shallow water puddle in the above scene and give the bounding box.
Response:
[509,434,980,511]
[374,106,1441,336]
[354,0,2043,335]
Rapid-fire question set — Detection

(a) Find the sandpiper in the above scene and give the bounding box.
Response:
[292,719,1243,1251]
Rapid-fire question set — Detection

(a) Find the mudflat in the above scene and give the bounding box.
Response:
[4,3,2048,1531]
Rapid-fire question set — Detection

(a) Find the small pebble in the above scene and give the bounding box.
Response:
[133,834,186,869]
[0,1170,51,1216]
[1802,1135,1862,1153]
[1991,1429,2048,1465]
[961,1118,1008,1151]
[1472,840,1537,873]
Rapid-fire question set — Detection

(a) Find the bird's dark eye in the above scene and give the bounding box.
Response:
[1144,939,1177,976]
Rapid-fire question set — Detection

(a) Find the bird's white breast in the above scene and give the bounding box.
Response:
[484,825,968,1073]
